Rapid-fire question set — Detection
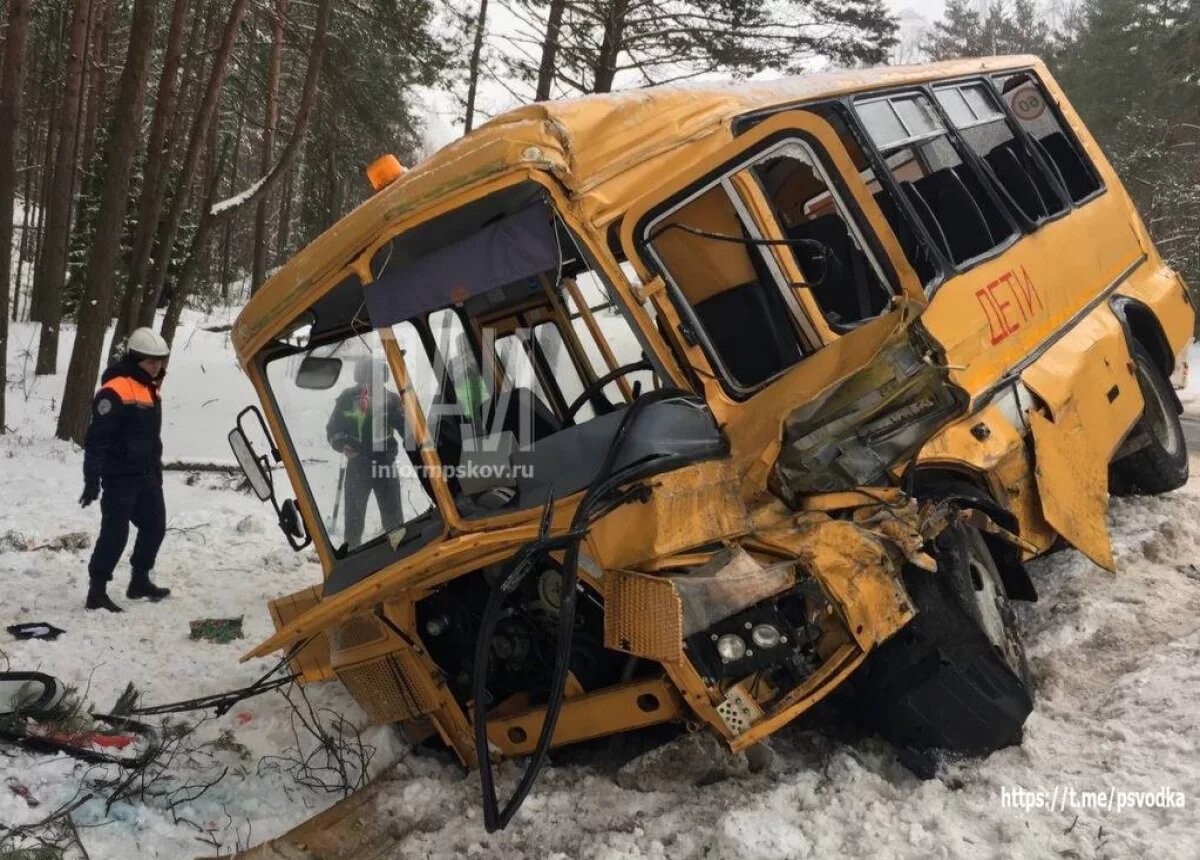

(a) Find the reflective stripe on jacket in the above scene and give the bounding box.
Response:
[83,357,164,481]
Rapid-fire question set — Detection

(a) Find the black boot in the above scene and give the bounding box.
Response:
[86,583,124,613]
[127,570,170,601]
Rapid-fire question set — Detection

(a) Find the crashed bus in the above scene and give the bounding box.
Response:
[226,55,1193,837]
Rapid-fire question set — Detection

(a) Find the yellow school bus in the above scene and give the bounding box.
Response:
[226,55,1192,838]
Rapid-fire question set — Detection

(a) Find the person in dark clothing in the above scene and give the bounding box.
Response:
[79,327,172,612]
[326,357,406,549]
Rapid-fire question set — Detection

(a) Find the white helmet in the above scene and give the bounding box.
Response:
[127,327,170,359]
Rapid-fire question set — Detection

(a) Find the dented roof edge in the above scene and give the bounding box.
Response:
[235,55,1044,356]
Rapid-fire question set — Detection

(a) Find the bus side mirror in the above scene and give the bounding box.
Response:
[296,356,342,389]
[228,427,273,501]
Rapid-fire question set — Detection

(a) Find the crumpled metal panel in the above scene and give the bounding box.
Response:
[1020,305,1143,572]
[772,326,963,505]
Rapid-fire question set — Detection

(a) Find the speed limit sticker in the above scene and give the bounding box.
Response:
[1008,85,1046,121]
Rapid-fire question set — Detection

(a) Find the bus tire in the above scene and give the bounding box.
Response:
[1113,341,1188,496]
[856,522,1033,756]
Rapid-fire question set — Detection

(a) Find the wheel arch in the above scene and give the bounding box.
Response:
[1110,295,1177,379]
[905,466,1038,602]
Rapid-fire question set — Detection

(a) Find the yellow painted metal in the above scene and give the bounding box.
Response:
[792,488,907,513]
[236,57,1059,359]
[730,643,864,752]
[267,586,333,684]
[483,679,683,757]
[1019,306,1143,570]
[754,517,917,650]
[377,328,460,530]
[563,276,634,401]
[1116,263,1195,361]
[228,53,1196,812]
[587,459,751,569]
[716,304,921,490]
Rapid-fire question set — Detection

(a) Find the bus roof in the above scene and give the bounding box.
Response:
[235,55,1041,355]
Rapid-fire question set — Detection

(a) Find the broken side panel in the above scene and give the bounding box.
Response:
[771,319,965,504]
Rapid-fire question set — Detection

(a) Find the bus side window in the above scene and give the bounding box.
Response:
[934,82,1069,222]
[751,141,893,329]
[994,72,1103,204]
[809,102,939,288]
[855,93,1018,268]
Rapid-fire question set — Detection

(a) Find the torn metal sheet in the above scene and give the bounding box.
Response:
[772,323,964,504]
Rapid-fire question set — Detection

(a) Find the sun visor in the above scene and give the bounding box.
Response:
[364,202,560,326]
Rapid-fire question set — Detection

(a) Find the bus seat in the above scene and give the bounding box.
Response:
[694,281,800,386]
[899,181,953,262]
[787,214,885,322]
[479,386,563,443]
[986,146,1047,219]
[912,169,993,263]
[1039,132,1098,200]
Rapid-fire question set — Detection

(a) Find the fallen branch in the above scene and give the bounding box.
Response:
[162,460,241,474]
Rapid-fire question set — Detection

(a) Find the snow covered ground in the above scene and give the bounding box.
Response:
[1,313,403,856]
[2,316,1198,858]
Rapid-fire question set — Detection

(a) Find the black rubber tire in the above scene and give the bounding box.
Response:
[854,522,1033,756]
[1112,341,1188,496]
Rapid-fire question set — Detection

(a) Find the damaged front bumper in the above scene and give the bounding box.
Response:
[597,492,971,753]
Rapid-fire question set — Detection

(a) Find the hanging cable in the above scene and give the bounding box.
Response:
[646,221,834,287]
[118,635,314,718]
[471,388,688,832]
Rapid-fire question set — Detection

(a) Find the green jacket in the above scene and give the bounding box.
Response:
[326,385,405,462]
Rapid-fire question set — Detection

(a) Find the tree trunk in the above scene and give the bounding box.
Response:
[0,0,33,432]
[78,0,112,185]
[252,0,291,294]
[30,24,63,323]
[536,0,567,101]
[64,0,110,305]
[162,142,229,345]
[32,0,89,375]
[136,0,252,329]
[138,11,213,326]
[110,0,191,359]
[56,0,160,444]
[275,163,296,266]
[593,0,630,94]
[13,30,43,323]
[221,94,247,303]
[464,0,489,132]
[205,0,334,223]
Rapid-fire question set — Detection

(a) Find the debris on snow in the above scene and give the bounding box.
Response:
[189,617,245,644]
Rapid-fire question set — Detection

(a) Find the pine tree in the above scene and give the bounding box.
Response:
[506,0,898,99]
[57,0,160,444]
[0,0,34,434]
[923,0,985,59]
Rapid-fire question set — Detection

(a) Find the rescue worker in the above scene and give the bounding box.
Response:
[326,357,406,549]
[79,327,172,612]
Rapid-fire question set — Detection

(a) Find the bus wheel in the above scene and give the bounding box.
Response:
[1113,341,1188,496]
[855,522,1033,756]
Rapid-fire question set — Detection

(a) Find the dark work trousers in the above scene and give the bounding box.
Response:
[88,473,167,585]
[343,456,403,548]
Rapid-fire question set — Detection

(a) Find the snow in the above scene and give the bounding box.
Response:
[209,177,267,218]
[3,312,1199,858]
[1,312,402,856]
[1177,339,1200,418]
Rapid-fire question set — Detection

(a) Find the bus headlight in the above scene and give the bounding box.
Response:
[715,634,747,662]
[751,624,782,649]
